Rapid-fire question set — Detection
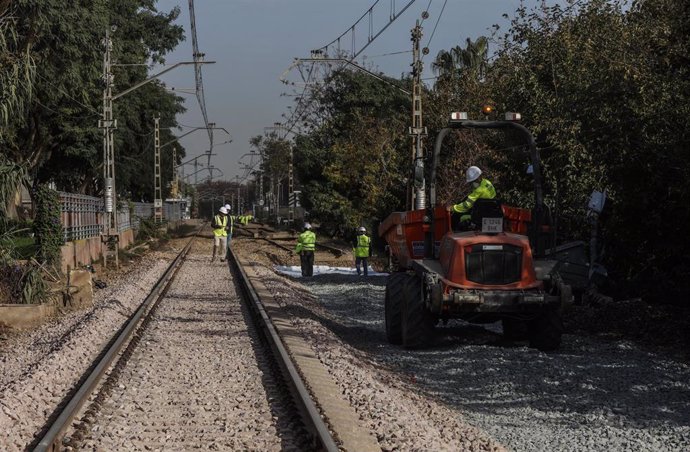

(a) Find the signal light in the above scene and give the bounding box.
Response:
[482,105,494,115]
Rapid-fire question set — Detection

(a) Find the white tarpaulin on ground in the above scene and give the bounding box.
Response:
[273,265,387,277]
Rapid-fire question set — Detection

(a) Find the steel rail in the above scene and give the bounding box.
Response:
[34,230,200,452]
[227,248,340,452]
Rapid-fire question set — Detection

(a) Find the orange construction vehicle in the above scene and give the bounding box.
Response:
[379,112,573,351]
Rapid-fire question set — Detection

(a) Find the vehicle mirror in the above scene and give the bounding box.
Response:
[588,190,606,214]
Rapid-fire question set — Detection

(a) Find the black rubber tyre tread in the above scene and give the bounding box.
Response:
[502,318,529,341]
[402,275,436,349]
[528,306,563,351]
[385,272,407,345]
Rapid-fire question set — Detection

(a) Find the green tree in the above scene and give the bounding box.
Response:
[292,69,410,235]
[1,0,185,201]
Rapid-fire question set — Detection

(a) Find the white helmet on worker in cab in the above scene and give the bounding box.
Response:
[303,222,312,230]
[219,207,228,214]
[357,226,366,233]
[466,165,482,183]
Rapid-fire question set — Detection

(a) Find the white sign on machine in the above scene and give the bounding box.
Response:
[481,217,503,233]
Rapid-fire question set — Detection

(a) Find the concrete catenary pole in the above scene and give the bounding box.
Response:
[99,28,119,268]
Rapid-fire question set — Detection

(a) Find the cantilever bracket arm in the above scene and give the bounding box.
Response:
[294,58,411,95]
[160,126,230,150]
[112,61,216,101]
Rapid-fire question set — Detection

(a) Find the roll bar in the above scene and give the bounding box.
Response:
[426,120,547,256]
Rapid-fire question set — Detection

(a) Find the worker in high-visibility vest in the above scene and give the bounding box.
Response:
[294,222,316,277]
[352,226,371,276]
[211,206,228,262]
[450,165,496,229]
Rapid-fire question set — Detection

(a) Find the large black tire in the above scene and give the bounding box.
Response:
[502,318,529,341]
[528,306,563,351]
[401,275,436,349]
[385,272,407,345]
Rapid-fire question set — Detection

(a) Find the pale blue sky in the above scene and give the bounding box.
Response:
[154,0,559,182]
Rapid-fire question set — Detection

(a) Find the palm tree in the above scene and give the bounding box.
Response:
[453,37,489,80]
[432,37,489,81]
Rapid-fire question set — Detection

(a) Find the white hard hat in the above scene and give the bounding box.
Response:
[466,165,482,183]
[219,207,228,214]
[357,226,366,233]
[303,222,312,230]
[224,204,231,211]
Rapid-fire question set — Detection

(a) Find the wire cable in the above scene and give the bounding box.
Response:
[423,0,447,54]
[34,73,100,116]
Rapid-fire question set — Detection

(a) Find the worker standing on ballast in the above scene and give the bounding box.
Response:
[294,222,316,277]
[211,206,229,262]
[451,165,496,228]
[352,226,371,276]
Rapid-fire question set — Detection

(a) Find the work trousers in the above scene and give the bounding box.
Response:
[213,235,227,261]
[355,257,368,276]
[300,251,314,277]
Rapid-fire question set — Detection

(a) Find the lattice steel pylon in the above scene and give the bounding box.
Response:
[410,20,427,210]
[154,116,163,222]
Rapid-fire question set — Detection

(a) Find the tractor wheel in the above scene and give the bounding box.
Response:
[402,275,436,349]
[502,318,529,341]
[528,306,563,351]
[384,272,407,345]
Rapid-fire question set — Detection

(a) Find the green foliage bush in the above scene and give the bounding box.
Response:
[32,184,63,266]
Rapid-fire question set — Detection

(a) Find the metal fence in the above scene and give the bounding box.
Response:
[58,193,170,242]
[163,201,183,222]
[59,192,103,242]
[131,202,154,230]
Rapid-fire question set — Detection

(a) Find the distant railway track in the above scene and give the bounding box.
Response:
[235,222,346,257]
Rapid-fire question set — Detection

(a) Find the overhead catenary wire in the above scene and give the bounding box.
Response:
[281,1,418,137]
[188,0,214,169]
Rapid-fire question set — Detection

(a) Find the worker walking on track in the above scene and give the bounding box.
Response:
[352,226,371,276]
[211,206,229,263]
[294,222,316,277]
[451,165,496,229]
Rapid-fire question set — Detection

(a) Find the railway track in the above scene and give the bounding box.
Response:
[235,222,346,257]
[30,231,360,451]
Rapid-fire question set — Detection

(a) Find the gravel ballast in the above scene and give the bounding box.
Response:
[234,237,690,452]
[234,238,504,451]
[77,242,289,450]
[0,251,178,450]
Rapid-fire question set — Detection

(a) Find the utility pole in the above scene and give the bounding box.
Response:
[98,29,215,265]
[154,116,163,223]
[410,20,427,210]
[171,146,179,198]
[99,28,118,268]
